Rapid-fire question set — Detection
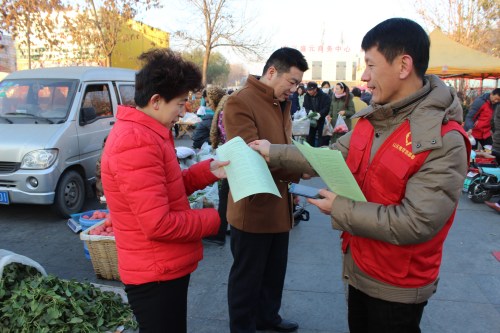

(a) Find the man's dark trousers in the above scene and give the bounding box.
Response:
[348,285,427,333]
[228,227,289,333]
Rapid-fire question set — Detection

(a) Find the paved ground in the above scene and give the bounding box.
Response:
[1,136,499,332]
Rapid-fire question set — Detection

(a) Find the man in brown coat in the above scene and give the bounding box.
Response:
[223,47,308,333]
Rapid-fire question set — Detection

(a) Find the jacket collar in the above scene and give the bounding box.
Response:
[117,105,171,140]
[247,75,282,106]
[246,75,292,111]
[354,75,463,153]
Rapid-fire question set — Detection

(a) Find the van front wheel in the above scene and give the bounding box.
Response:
[52,170,85,218]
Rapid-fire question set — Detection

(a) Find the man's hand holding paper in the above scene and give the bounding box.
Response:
[249,138,365,215]
[216,136,281,202]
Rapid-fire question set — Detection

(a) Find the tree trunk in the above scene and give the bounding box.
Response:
[202,47,211,85]
[26,9,32,69]
[27,35,32,70]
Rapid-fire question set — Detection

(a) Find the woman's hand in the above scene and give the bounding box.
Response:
[338,110,345,116]
[307,189,337,215]
[249,140,271,162]
[210,160,230,179]
[325,115,332,123]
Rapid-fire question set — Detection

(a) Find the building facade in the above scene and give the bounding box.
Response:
[0,33,17,78]
[13,11,169,71]
[289,41,364,88]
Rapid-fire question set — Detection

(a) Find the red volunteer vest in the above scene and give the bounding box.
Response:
[343,118,470,288]
[471,100,494,140]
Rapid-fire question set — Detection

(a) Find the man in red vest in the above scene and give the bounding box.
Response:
[464,88,500,149]
[249,18,470,333]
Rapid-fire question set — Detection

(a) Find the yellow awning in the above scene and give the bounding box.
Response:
[427,29,500,79]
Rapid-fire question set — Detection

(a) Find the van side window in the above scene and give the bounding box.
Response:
[81,84,113,120]
[118,84,136,107]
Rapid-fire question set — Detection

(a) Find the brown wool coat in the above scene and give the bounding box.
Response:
[223,75,302,233]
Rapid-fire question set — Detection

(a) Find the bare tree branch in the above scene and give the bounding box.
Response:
[175,0,269,84]
[415,0,500,57]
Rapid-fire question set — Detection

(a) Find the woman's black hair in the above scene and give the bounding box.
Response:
[134,48,202,107]
[336,82,351,109]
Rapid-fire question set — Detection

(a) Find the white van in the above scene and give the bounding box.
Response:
[0,66,136,217]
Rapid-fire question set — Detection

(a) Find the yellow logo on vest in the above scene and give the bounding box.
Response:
[405,132,412,146]
[392,142,416,160]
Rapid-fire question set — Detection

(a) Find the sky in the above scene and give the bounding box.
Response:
[136,0,427,73]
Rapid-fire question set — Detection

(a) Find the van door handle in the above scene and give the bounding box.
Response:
[110,121,115,125]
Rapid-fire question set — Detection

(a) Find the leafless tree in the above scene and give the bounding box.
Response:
[175,0,268,85]
[415,0,500,57]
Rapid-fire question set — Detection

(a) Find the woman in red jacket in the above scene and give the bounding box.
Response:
[101,48,228,333]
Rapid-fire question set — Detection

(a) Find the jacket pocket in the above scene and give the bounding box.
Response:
[369,152,412,204]
[354,237,413,281]
[347,138,369,174]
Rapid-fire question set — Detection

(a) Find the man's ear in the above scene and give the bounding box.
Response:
[150,94,160,110]
[265,66,277,80]
[399,55,414,79]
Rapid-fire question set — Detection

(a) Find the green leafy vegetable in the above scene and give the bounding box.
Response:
[0,263,137,332]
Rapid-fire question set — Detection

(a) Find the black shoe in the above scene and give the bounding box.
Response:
[257,319,299,332]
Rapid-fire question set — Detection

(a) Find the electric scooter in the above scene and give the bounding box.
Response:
[467,165,500,203]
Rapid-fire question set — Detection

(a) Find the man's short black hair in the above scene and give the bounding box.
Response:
[262,47,309,75]
[361,18,430,79]
[352,87,362,97]
[492,88,500,96]
[135,48,202,107]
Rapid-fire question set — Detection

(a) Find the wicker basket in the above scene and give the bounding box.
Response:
[80,220,120,281]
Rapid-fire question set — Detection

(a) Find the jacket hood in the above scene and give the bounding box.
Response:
[355,75,464,153]
[479,93,490,102]
[408,75,463,150]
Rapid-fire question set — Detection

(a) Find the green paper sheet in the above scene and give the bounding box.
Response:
[292,140,366,202]
[216,136,281,202]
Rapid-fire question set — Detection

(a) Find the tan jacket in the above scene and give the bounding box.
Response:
[351,96,368,129]
[223,75,302,233]
[269,75,468,303]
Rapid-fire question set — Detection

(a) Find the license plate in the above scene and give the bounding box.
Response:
[466,171,478,177]
[0,191,9,205]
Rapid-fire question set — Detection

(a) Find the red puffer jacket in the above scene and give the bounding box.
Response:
[464,93,494,140]
[101,106,220,285]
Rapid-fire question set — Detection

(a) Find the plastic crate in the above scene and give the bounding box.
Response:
[79,220,120,281]
[72,209,109,259]
[78,210,109,230]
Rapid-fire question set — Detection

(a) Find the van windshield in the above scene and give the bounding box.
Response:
[0,79,78,123]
